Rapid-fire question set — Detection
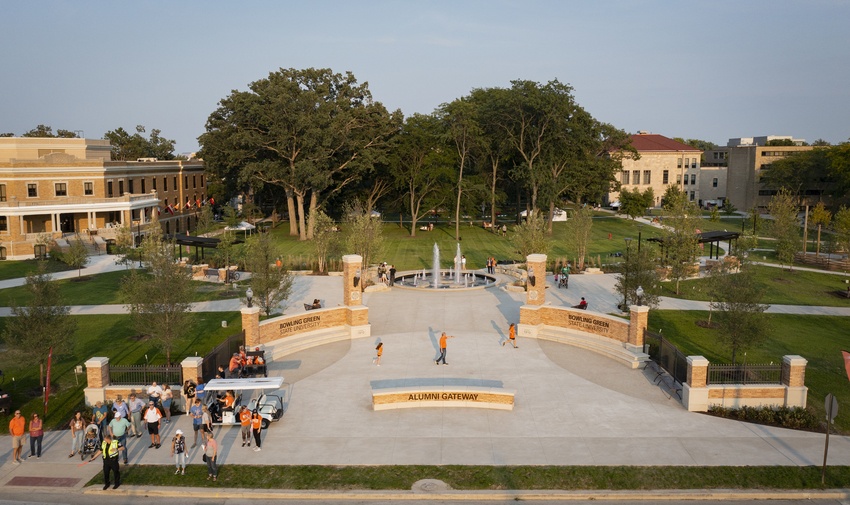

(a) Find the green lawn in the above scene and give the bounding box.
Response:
[658,264,850,306]
[0,312,242,434]
[0,258,73,280]
[94,464,850,490]
[649,311,850,433]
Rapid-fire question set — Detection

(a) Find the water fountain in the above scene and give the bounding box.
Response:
[393,242,498,291]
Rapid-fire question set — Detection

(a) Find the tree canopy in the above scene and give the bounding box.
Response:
[103,125,177,161]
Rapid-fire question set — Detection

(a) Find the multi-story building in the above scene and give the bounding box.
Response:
[608,132,703,207]
[0,137,206,260]
[724,136,813,211]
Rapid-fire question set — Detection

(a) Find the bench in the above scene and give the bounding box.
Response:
[643,360,682,399]
[204,268,220,281]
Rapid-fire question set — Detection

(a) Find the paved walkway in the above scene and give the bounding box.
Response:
[1,258,850,496]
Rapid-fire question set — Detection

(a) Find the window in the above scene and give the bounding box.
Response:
[0,246,5,260]
[193,175,196,188]
[0,216,6,231]
[141,179,146,194]
[128,179,134,194]
[685,158,689,168]
[683,174,689,186]
[107,181,113,197]
[712,178,718,188]
[84,182,93,195]
[633,170,640,185]
[152,177,157,191]
[677,158,682,169]
[676,174,682,185]
[34,244,47,259]
[643,170,651,185]
[173,176,177,190]
[55,183,68,197]
[622,171,630,185]
[0,184,6,202]
[118,180,124,195]
[691,159,697,169]
[201,175,205,187]
[163,177,168,191]
[689,191,695,201]
[27,183,37,197]
[662,170,669,184]
[690,174,696,185]
[184,176,188,189]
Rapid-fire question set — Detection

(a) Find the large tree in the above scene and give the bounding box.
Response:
[661,187,701,294]
[389,114,452,237]
[2,263,77,387]
[614,241,660,310]
[103,125,176,161]
[565,204,593,270]
[199,67,402,241]
[245,231,293,316]
[438,97,482,241]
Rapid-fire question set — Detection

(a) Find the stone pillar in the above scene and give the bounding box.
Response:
[682,355,710,412]
[242,307,261,347]
[782,355,808,408]
[628,305,649,349]
[84,357,110,407]
[343,254,363,307]
[181,357,203,385]
[525,254,547,306]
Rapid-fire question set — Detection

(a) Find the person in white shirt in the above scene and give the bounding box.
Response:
[143,401,162,449]
[147,381,163,408]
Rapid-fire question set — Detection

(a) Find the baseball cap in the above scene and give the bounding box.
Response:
[114,412,122,418]
[176,429,183,435]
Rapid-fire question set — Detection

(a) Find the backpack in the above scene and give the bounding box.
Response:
[173,435,185,453]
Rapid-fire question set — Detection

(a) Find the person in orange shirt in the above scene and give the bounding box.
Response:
[239,406,252,447]
[9,410,26,464]
[435,331,454,365]
[373,342,383,366]
[503,323,517,348]
[251,410,263,451]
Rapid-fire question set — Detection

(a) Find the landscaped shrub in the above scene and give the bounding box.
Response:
[707,405,819,431]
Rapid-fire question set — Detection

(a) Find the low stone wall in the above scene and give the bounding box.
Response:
[520,305,631,343]
[252,306,370,346]
[372,386,515,411]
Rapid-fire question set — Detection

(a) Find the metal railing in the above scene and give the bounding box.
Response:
[707,363,783,385]
[109,364,182,386]
[643,330,688,385]
[202,330,245,382]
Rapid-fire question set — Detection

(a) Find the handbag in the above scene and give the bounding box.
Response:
[202,454,207,462]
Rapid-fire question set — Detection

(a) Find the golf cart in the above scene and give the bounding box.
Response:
[202,377,285,429]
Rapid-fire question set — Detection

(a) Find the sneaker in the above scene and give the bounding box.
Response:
[191,444,196,449]
[113,483,120,489]
[137,434,142,438]
[148,444,154,448]
[156,444,161,449]
[175,468,181,475]
[181,469,185,475]
[103,484,109,490]
[241,442,245,447]
[443,363,449,365]
[247,443,250,447]
[12,460,20,465]
[254,447,261,452]
[435,360,439,365]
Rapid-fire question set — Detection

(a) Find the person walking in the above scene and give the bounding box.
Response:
[127,394,145,438]
[435,332,454,365]
[89,432,124,490]
[143,400,162,449]
[170,429,188,475]
[389,265,396,287]
[201,404,213,445]
[9,410,26,464]
[204,432,218,481]
[190,399,203,448]
[68,411,85,458]
[251,409,263,451]
[506,323,518,348]
[107,411,131,464]
[28,412,43,459]
[373,342,383,366]
[161,384,173,423]
[183,380,197,417]
[239,406,252,447]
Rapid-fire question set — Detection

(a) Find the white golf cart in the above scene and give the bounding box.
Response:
[203,376,285,429]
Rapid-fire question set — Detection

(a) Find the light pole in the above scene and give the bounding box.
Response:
[636,285,644,306]
[624,237,632,310]
[137,219,142,267]
[246,287,254,308]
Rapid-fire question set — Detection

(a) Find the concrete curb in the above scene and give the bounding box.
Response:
[81,485,850,501]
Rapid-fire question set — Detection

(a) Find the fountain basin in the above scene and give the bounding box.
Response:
[393,270,499,291]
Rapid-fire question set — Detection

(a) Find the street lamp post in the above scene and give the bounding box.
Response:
[246,287,254,308]
[137,219,142,267]
[636,285,644,306]
[623,237,632,310]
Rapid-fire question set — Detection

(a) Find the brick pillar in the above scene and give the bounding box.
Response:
[782,355,808,408]
[525,254,547,306]
[343,254,363,307]
[242,307,261,347]
[85,357,110,388]
[181,356,203,385]
[628,305,649,348]
[682,356,710,412]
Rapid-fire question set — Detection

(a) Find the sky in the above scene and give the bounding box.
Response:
[2,0,848,154]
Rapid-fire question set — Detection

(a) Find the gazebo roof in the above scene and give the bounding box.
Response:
[647,230,740,244]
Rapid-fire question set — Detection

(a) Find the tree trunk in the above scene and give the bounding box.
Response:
[816,224,822,257]
[295,192,307,241]
[546,201,555,235]
[286,189,298,236]
[307,191,318,240]
[409,193,418,238]
[490,161,497,230]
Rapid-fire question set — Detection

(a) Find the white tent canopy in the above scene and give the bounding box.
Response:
[225,221,256,231]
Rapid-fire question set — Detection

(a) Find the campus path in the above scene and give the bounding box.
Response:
[1,260,849,498]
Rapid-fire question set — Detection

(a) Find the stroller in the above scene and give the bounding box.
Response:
[80,424,99,460]
[557,274,569,289]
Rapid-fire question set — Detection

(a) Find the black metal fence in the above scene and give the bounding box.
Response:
[109,364,182,386]
[643,330,688,385]
[707,363,783,385]
[202,330,245,382]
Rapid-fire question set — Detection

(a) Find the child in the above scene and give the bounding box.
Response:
[373,342,383,366]
[171,429,187,475]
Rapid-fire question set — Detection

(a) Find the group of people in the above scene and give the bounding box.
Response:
[485,256,497,274]
[225,346,265,378]
[378,262,396,286]
[7,410,39,464]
